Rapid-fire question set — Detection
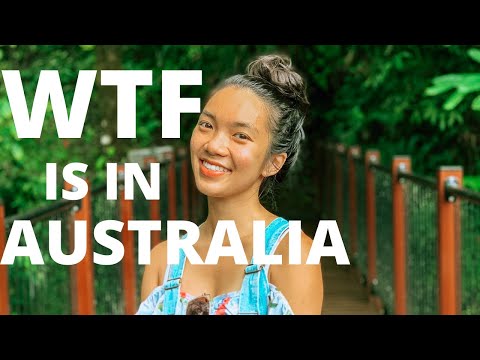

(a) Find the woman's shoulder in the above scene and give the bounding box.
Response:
[136,284,166,315]
[269,226,314,285]
[271,228,313,268]
[269,229,323,314]
[267,284,294,315]
[140,240,169,301]
[151,240,169,278]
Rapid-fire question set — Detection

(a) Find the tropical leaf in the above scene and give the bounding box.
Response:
[467,48,480,64]
[443,91,465,110]
[457,79,480,93]
[432,74,465,85]
[425,82,455,96]
[79,45,95,51]
[472,94,480,111]
[11,143,24,161]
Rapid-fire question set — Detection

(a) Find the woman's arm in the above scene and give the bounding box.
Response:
[140,241,168,302]
[270,231,324,315]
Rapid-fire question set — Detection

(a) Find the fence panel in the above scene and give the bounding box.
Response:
[91,186,124,315]
[459,197,480,314]
[132,179,151,308]
[404,178,438,314]
[6,204,74,314]
[354,158,367,280]
[373,167,394,314]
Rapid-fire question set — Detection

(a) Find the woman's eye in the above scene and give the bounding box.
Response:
[198,121,213,129]
[234,133,250,140]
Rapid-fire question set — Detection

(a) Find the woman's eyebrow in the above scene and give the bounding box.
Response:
[202,110,258,135]
[201,110,216,121]
[231,121,259,135]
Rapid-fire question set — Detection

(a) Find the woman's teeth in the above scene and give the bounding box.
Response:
[203,160,229,172]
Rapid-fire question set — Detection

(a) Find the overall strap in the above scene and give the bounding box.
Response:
[162,248,187,315]
[238,217,289,315]
[264,217,290,276]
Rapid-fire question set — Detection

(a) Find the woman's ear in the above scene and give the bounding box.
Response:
[262,153,287,177]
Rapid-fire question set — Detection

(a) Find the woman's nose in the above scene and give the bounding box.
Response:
[204,133,229,157]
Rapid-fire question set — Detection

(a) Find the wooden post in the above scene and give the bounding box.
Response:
[68,200,78,315]
[392,156,411,315]
[0,200,10,315]
[166,150,177,220]
[365,150,380,290]
[118,165,136,315]
[335,144,345,234]
[66,181,95,315]
[348,146,360,258]
[437,166,462,315]
[144,156,161,248]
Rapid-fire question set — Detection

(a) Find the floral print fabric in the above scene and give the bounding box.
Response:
[137,284,294,315]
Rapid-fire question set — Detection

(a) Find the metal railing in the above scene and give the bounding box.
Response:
[446,180,480,315]
[0,146,206,315]
[5,200,77,315]
[319,143,480,314]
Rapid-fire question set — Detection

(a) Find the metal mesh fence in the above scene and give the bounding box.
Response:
[355,159,367,280]
[373,167,394,314]
[459,198,480,314]
[1,153,198,315]
[7,205,73,314]
[404,179,438,314]
[91,188,124,315]
[131,164,171,306]
[132,178,151,309]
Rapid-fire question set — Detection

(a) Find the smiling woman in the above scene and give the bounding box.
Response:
[193,86,275,198]
[137,54,324,315]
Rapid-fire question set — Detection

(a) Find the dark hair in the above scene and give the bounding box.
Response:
[215,54,309,203]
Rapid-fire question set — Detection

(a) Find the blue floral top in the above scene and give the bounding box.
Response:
[137,284,294,315]
[136,217,295,315]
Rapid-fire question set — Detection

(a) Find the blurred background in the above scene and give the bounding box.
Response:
[0,45,478,315]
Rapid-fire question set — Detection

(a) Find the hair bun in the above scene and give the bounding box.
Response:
[247,54,309,109]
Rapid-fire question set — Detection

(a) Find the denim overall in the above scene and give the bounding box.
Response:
[136,217,293,315]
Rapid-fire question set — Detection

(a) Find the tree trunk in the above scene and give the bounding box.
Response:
[95,45,123,155]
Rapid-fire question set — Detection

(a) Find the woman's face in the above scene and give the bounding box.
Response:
[190,86,272,198]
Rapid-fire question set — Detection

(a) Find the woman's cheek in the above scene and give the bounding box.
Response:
[190,130,203,151]
[235,146,260,170]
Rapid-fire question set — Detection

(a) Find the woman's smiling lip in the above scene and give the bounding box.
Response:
[199,158,231,178]
[199,158,231,171]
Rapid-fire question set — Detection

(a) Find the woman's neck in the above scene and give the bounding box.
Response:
[200,190,269,241]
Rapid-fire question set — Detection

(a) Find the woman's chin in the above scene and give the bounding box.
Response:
[196,185,228,198]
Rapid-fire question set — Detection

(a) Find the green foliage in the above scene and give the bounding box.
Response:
[0,45,97,214]
[296,45,479,178]
[464,176,480,191]
[1,45,478,217]
[1,45,479,315]
[0,45,279,215]
[467,48,480,64]
[425,47,480,112]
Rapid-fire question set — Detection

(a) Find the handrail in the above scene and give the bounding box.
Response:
[4,198,78,229]
[397,171,436,189]
[446,184,480,204]
[369,163,390,174]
